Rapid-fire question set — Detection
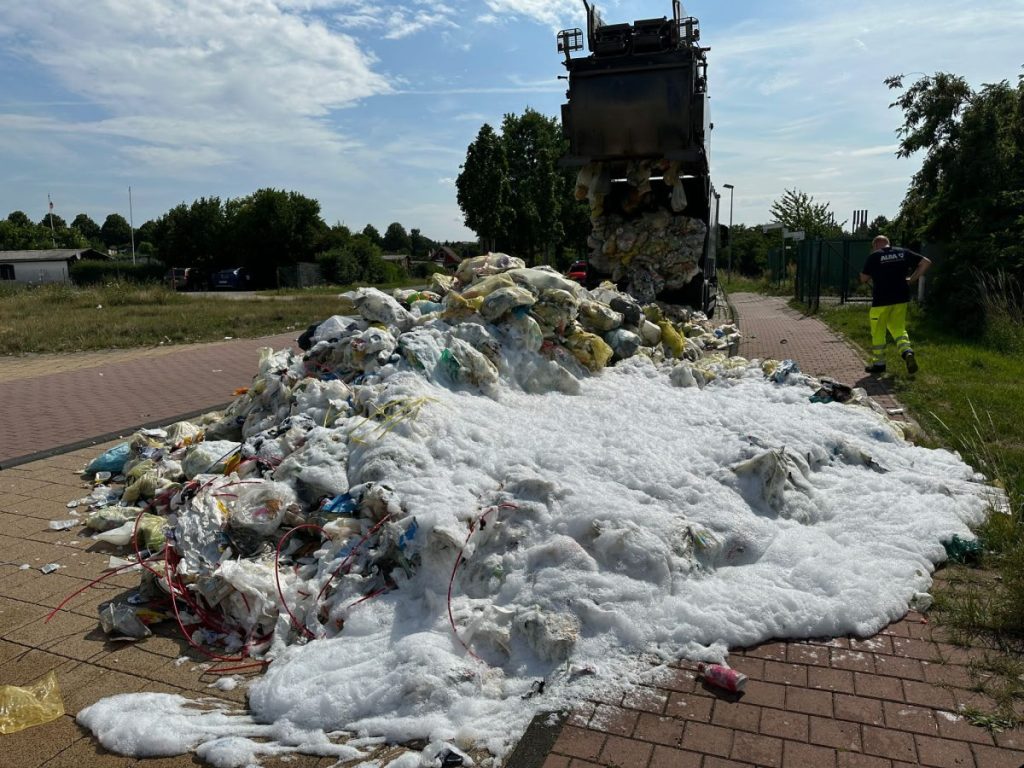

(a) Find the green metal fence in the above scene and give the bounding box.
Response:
[794,239,874,311]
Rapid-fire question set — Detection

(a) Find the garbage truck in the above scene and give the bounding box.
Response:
[557,0,725,316]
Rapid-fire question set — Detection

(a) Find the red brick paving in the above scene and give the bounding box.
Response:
[731,292,909,421]
[0,332,296,467]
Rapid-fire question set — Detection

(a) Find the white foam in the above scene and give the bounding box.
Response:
[79,359,993,764]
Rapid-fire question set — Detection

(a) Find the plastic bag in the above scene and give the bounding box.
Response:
[182,440,241,479]
[83,443,130,476]
[943,535,983,565]
[228,481,297,536]
[92,514,166,551]
[0,671,64,734]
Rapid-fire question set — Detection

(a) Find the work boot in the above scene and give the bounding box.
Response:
[864,362,886,374]
[903,350,918,374]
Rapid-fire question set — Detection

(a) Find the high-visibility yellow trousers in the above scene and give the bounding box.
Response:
[869,303,912,365]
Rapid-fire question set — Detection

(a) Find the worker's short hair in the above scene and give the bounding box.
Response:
[872,235,890,250]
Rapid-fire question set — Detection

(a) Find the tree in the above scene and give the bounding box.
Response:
[71,213,102,243]
[100,213,132,250]
[729,224,772,276]
[409,228,433,259]
[316,223,351,254]
[382,222,411,254]
[225,188,326,286]
[0,218,39,249]
[456,123,512,253]
[768,189,843,240]
[361,224,382,247]
[889,71,1024,258]
[501,109,567,263]
[886,69,1024,329]
[38,213,66,230]
[152,198,226,271]
[867,215,892,239]
[6,211,32,228]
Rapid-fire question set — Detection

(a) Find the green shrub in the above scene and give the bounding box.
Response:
[412,261,445,279]
[70,259,164,285]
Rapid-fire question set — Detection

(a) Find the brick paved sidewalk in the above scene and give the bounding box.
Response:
[730,292,908,419]
[0,332,297,469]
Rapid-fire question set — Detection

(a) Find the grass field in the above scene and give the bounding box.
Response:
[811,296,1024,722]
[0,280,421,355]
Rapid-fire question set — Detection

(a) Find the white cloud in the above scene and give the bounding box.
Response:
[0,0,391,173]
[482,0,582,29]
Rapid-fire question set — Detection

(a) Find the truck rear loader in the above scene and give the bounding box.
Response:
[557,0,726,317]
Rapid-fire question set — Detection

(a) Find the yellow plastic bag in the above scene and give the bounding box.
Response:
[0,670,65,734]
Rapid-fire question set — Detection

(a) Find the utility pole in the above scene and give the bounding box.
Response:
[128,186,136,265]
[47,193,56,247]
[723,184,734,276]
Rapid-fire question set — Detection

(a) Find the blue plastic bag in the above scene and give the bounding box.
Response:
[84,442,131,476]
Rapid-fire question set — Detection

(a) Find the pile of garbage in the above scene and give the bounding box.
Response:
[575,159,705,302]
[63,256,1006,765]
[64,258,743,655]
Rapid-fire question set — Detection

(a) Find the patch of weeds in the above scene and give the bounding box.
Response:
[960,707,1019,733]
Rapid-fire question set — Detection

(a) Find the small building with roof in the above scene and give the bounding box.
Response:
[0,248,109,284]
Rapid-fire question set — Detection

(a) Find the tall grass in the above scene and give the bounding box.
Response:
[978,269,1024,357]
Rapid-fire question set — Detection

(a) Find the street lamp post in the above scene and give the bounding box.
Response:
[723,184,734,277]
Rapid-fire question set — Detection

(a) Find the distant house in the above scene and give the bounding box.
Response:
[430,246,462,273]
[0,248,110,284]
[381,253,411,272]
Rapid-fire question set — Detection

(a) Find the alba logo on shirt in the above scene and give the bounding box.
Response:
[879,252,904,263]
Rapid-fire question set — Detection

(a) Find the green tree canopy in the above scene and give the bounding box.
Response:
[38,213,67,230]
[152,197,226,271]
[888,71,1024,261]
[768,189,843,240]
[100,213,132,249]
[6,211,32,228]
[71,213,101,243]
[361,224,382,247]
[225,188,326,286]
[456,123,512,253]
[382,222,411,253]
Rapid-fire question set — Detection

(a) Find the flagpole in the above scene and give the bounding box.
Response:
[128,186,136,264]
[47,193,56,247]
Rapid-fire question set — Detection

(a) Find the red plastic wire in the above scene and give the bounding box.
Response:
[316,513,394,601]
[162,544,250,663]
[445,502,519,662]
[44,552,165,623]
[446,509,494,662]
[274,524,327,640]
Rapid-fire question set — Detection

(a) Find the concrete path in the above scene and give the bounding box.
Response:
[1,296,1020,768]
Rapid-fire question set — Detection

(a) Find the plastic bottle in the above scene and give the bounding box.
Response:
[697,662,747,693]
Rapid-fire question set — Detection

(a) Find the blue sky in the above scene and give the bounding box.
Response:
[1,1,1022,243]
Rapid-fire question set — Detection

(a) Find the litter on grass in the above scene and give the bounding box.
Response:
[61,265,1003,767]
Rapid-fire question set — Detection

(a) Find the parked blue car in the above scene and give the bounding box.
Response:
[211,267,252,290]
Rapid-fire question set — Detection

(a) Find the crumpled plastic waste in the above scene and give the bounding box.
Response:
[83,442,131,476]
[809,378,854,404]
[943,534,984,565]
[0,671,64,734]
[98,601,163,640]
[769,359,800,383]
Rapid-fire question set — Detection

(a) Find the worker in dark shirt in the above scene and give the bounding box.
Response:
[859,235,931,375]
